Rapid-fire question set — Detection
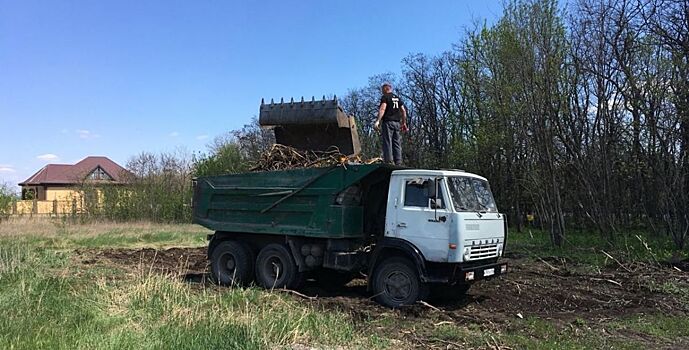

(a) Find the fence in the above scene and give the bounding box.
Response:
[9,199,82,217]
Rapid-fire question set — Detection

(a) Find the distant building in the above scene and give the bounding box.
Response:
[18,156,130,202]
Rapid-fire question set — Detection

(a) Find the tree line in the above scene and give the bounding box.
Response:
[341,0,689,250]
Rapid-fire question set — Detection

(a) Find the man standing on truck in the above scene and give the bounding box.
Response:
[374,83,408,166]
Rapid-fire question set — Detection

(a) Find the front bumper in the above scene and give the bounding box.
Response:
[455,261,508,283]
[423,260,508,284]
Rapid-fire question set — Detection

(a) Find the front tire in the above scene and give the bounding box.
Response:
[372,257,426,308]
[210,240,254,286]
[255,244,304,290]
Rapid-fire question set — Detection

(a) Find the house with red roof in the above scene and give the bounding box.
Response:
[19,156,130,202]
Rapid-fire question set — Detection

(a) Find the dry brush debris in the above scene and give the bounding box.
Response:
[250,144,381,172]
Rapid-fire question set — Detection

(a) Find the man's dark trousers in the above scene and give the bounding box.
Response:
[382,120,402,165]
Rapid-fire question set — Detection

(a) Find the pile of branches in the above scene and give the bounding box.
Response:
[251,144,379,172]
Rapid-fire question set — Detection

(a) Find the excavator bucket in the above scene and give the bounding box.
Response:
[259,97,361,156]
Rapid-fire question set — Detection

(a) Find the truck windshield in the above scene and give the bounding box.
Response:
[447,176,497,212]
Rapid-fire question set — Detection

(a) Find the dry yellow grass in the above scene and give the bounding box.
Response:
[0,216,57,237]
[0,217,208,238]
[0,218,211,250]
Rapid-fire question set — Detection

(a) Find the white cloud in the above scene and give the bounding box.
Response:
[36,154,60,162]
[196,134,209,140]
[0,166,15,173]
[169,131,180,137]
[76,129,100,139]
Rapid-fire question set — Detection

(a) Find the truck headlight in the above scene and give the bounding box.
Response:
[497,243,503,256]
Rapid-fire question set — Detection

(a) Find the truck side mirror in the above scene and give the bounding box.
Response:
[430,198,443,209]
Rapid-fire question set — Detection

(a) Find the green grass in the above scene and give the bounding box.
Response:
[429,323,473,343]
[507,227,686,268]
[0,219,687,349]
[0,241,374,349]
[614,314,689,339]
[70,228,206,248]
[646,280,689,309]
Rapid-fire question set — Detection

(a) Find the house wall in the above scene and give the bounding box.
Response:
[12,200,76,215]
[9,187,105,216]
[45,187,82,201]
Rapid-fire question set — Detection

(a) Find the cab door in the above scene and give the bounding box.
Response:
[392,177,452,262]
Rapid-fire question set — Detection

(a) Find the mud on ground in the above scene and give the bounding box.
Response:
[73,247,689,349]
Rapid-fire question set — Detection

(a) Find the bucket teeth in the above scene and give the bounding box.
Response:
[259,96,345,123]
[258,95,361,156]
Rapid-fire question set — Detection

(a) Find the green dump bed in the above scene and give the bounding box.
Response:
[192,164,393,239]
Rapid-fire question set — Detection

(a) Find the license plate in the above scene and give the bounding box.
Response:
[484,268,495,277]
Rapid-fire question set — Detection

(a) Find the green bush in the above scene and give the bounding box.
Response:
[0,184,17,220]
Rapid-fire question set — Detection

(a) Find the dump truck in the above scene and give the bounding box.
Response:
[191,99,507,308]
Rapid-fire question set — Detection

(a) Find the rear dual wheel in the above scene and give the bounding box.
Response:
[210,241,254,286]
[255,243,305,290]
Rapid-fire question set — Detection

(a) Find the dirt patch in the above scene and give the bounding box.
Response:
[460,257,687,322]
[74,247,208,282]
[74,247,689,349]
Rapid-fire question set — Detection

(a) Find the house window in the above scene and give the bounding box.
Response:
[22,188,36,200]
[87,167,113,181]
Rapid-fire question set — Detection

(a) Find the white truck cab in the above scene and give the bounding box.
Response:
[385,169,507,265]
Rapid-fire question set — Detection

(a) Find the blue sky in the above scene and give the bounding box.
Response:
[0,0,501,189]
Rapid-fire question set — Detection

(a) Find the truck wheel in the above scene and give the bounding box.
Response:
[210,241,253,286]
[372,257,426,308]
[255,244,304,290]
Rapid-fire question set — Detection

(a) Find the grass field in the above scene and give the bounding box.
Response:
[0,218,687,349]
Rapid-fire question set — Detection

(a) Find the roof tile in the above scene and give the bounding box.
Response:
[19,156,130,186]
